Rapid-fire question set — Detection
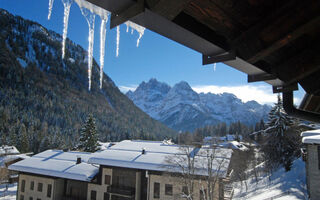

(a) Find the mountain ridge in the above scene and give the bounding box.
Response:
[126,78,271,131]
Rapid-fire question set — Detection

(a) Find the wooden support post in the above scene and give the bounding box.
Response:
[248,73,277,83]
[202,51,236,65]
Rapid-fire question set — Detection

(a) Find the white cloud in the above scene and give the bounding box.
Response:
[192,84,278,105]
[119,85,138,93]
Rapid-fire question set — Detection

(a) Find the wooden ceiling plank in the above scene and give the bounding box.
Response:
[233,0,320,62]
[110,0,144,29]
[248,16,320,63]
[274,44,320,85]
[146,0,192,21]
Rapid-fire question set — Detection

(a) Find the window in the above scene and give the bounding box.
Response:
[105,175,111,185]
[36,199,41,200]
[29,197,33,200]
[30,181,34,190]
[20,195,24,200]
[21,180,25,192]
[200,189,207,200]
[153,182,160,199]
[165,184,173,196]
[182,186,189,195]
[47,184,52,197]
[91,190,97,200]
[104,192,110,200]
[37,183,43,192]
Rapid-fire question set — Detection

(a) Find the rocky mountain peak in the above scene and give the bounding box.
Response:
[127,79,271,131]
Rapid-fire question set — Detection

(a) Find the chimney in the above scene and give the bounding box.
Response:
[142,148,146,155]
[76,156,81,164]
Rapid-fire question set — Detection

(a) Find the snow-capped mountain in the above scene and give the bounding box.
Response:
[126,79,271,131]
[0,8,176,149]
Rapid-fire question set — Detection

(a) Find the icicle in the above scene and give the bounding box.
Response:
[213,63,216,71]
[116,26,120,57]
[48,0,54,20]
[124,21,145,47]
[80,7,96,91]
[99,16,108,89]
[126,24,129,33]
[61,0,73,59]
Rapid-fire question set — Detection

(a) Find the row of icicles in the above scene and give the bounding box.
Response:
[48,0,145,90]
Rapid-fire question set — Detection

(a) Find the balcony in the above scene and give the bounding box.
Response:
[107,185,135,198]
[62,196,86,200]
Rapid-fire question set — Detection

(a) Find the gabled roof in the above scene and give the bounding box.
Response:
[9,150,99,182]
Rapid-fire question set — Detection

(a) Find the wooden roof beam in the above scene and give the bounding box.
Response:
[110,0,144,29]
[274,44,320,86]
[146,0,192,21]
[248,16,320,63]
[232,0,320,63]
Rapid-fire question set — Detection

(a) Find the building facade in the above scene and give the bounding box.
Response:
[10,140,233,200]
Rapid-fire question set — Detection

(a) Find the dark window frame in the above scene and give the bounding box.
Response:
[30,181,34,190]
[154,182,160,199]
[165,184,173,196]
[91,190,97,200]
[200,189,207,200]
[20,195,24,200]
[21,180,25,192]
[104,175,111,185]
[47,184,52,197]
[37,183,43,192]
[182,186,189,195]
[104,192,110,200]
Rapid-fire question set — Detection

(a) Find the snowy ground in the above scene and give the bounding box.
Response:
[233,158,308,200]
[0,183,17,200]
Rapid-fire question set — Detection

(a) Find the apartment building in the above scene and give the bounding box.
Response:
[9,140,233,200]
[301,129,320,200]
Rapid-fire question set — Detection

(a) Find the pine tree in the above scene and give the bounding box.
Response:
[262,94,294,171]
[18,123,29,153]
[77,114,100,152]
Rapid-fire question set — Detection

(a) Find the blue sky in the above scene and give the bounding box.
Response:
[1,0,304,104]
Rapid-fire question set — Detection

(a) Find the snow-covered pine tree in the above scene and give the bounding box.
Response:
[262,94,295,172]
[77,114,100,152]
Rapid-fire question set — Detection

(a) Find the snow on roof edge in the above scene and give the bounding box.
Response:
[9,163,98,182]
[300,129,320,137]
[302,135,320,144]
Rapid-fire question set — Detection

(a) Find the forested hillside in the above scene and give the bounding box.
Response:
[0,9,176,153]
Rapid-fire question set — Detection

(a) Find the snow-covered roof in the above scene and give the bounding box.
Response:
[89,140,233,177]
[0,146,19,156]
[218,141,249,151]
[9,150,98,182]
[0,154,30,167]
[300,129,320,137]
[301,129,320,144]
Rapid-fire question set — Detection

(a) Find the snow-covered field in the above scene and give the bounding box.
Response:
[0,183,17,200]
[233,158,308,200]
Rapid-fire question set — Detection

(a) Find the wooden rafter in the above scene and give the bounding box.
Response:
[232,0,320,63]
